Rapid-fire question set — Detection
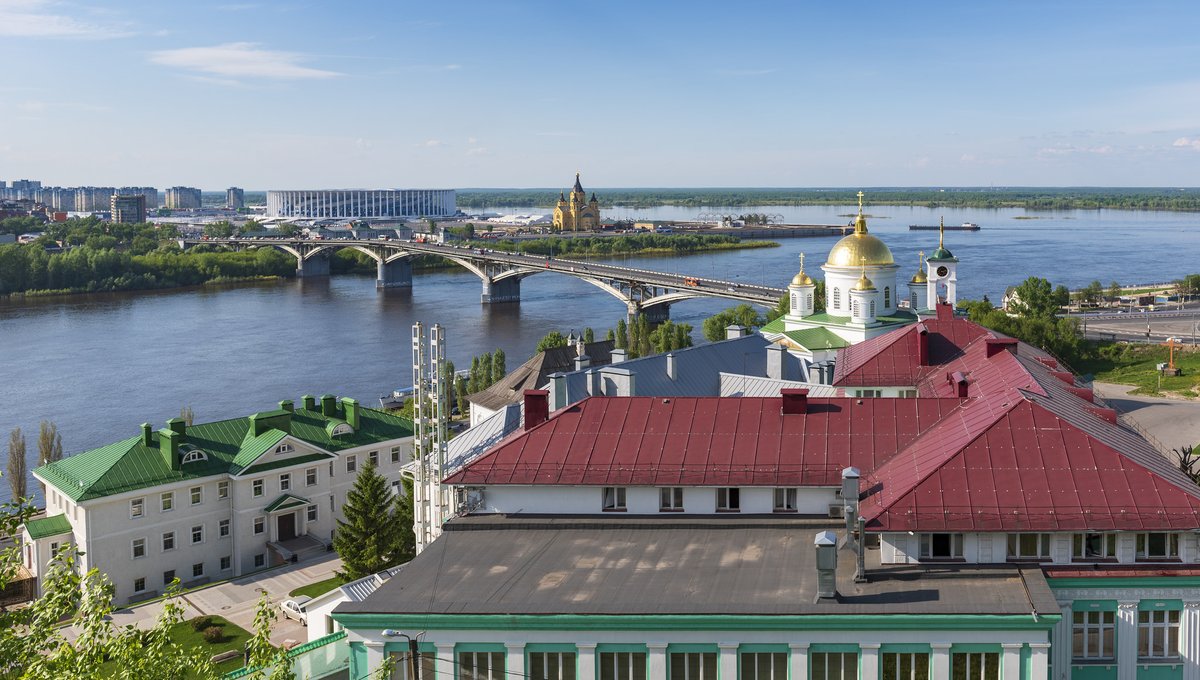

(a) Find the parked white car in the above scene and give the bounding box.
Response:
[280,596,312,625]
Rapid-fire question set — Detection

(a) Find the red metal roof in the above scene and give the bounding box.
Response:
[444,396,962,487]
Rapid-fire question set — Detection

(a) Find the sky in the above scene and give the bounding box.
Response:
[2,0,1199,189]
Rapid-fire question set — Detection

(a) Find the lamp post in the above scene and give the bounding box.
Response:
[381,630,422,680]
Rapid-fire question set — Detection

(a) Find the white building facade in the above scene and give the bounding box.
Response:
[266,189,456,219]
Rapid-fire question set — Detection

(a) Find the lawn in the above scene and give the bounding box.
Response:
[1077,343,1200,397]
[288,575,346,600]
[98,615,252,678]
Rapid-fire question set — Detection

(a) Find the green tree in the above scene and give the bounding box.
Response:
[464,223,476,239]
[468,356,481,393]
[702,304,763,341]
[1052,285,1071,309]
[37,420,63,469]
[202,221,235,239]
[393,477,416,561]
[637,315,652,358]
[536,330,568,353]
[1008,277,1059,319]
[491,349,506,382]
[606,328,615,341]
[1107,281,1122,304]
[8,428,27,501]
[274,223,301,237]
[481,351,493,388]
[614,319,627,349]
[333,463,408,580]
[583,327,595,343]
[648,320,694,353]
[455,376,468,416]
[1082,280,1104,305]
[180,406,195,427]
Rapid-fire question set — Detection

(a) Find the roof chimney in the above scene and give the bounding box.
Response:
[320,394,338,417]
[342,397,360,429]
[141,422,153,447]
[936,303,954,320]
[916,324,930,366]
[949,371,968,398]
[301,394,317,411]
[814,530,838,599]
[1067,386,1095,403]
[279,399,294,413]
[725,324,747,340]
[523,389,549,430]
[766,344,785,379]
[166,417,187,438]
[1036,357,1059,370]
[610,348,627,364]
[1086,406,1119,424]
[159,428,181,472]
[665,353,677,380]
[841,467,861,539]
[985,338,1019,358]
[575,352,591,371]
[781,388,809,414]
[549,373,568,411]
[1051,371,1075,386]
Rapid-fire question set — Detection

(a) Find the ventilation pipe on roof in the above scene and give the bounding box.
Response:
[949,371,969,398]
[814,530,838,599]
[166,417,186,438]
[279,399,294,413]
[159,427,181,472]
[342,397,360,430]
[141,422,153,447]
[781,388,809,414]
[320,394,338,417]
[575,352,591,371]
[523,389,549,431]
[725,324,748,340]
[1067,386,1095,403]
[610,348,626,364]
[301,394,317,411]
[841,467,861,552]
[1086,406,1119,424]
[548,373,567,411]
[916,324,930,366]
[766,344,785,380]
[985,338,1019,358]
[665,353,677,380]
[854,516,868,584]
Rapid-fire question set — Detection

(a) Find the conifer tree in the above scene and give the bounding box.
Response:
[468,356,481,393]
[333,463,406,580]
[482,351,493,387]
[583,327,595,343]
[614,319,627,349]
[491,349,506,382]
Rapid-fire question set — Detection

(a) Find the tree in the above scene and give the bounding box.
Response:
[491,349,506,382]
[37,421,62,468]
[1107,281,1122,304]
[202,221,235,239]
[333,462,408,580]
[1175,445,1198,485]
[606,328,615,341]
[393,477,416,560]
[468,356,481,394]
[1082,280,1104,305]
[274,223,301,237]
[180,406,195,426]
[455,376,468,417]
[702,304,764,342]
[648,320,694,353]
[614,319,627,349]
[536,330,568,353]
[1052,285,1070,309]
[8,428,27,501]
[463,223,476,240]
[582,327,595,343]
[1008,277,1058,319]
[636,315,651,358]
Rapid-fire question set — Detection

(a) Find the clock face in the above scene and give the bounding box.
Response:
[936,266,949,277]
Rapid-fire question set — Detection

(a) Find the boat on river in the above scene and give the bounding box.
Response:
[909,222,980,231]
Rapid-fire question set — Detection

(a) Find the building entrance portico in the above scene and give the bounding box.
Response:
[278,512,297,541]
[264,493,310,543]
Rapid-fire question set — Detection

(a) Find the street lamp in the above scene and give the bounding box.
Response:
[381,630,423,680]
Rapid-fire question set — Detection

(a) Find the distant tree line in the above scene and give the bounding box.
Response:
[472,233,772,256]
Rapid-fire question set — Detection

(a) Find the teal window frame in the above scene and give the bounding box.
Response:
[739,646,788,680]
[596,645,647,680]
[810,647,860,680]
[667,644,718,680]
[456,644,506,680]
[527,644,578,680]
[880,645,931,680]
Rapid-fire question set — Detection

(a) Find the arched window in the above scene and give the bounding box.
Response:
[884,287,891,308]
[180,448,207,464]
[791,293,797,310]
[870,300,876,316]
[911,292,918,308]
[832,288,841,310]
[852,299,859,317]
[806,294,813,309]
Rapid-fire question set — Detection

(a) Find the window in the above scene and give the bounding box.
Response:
[389,652,437,680]
[602,487,627,511]
[190,486,202,505]
[852,300,860,317]
[253,553,265,568]
[275,443,293,454]
[950,652,999,680]
[329,462,334,478]
[791,293,797,309]
[1138,610,1180,660]
[160,492,174,512]
[660,487,684,511]
[884,287,891,308]
[870,300,876,317]
[859,389,882,398]
[911,292,918,308]
[1073,610,1115,660]
[773,488,798,513]
[220,556,231,571]
[306,467,317,486]
[530,652,576,680]
[391,446,401,464]
[219,519,230,538]
[600,652,646,680]
[810,652,857,680]
[253,517,265,535]
[669,652,717,680]
[217,481,229,499]
[741,652,787,680]
[833,288,841,310]
[369,450,379,467]
[49,541,60,557]
[899,389,918,398]
[192,562,204,578]
[162,532,175,551]
[919,533,963,560]
[191,525,203,544]
[1137,533,1180,560]
[346,455,357,474]
[163,570,176,586]
[716,487,740,512]
[882,653,929,680]
[131,538,146,559]
[133,577,146,593]
[1073,533,1116,560]
[806,293,813,309]
[280,473,291,492]
[1007,533,1051,561]
[130,498,144,519]
[251,479,264,497]
[181,449,207,464]
[459,651,505,680]
[307,504,318,522]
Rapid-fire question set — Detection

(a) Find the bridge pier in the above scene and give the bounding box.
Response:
[376,258,413,289]
[297,253,330,278]
[482,277,521,304]
[630,302,671,323]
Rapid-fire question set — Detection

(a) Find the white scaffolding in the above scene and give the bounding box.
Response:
[410,322,450,553]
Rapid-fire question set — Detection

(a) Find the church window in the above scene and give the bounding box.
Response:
[806,294,813,309]
[791,293,797,310]
[911,292,918,308]
[870,300,876,316]
[852,300,859,317]
[832,288,841,310]
[884,287,891,308]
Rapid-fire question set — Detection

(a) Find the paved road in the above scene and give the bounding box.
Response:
[66,554,342,648]
[1093,382,1200,451]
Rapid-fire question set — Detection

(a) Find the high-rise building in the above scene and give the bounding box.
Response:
[164,186,202,210]
[110,193,147,224]
[74,187,115,212]
[119,187,159,209]
[9,179,42,200]
[226,187,245,210]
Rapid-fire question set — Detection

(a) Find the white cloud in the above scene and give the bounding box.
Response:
[421,139,444,148]
[467,137,478,144]
[467,147,488,156]
[150,42,341,80]
[1173,137,1200,151]
[1037,144,1114,157]
[0,0,133,38]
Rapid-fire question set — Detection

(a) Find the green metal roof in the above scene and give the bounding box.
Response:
[35,401,413,502]
[928,247,957,262]
[779,327,851,350]
[263,493,310,513]
[25,514,73,540]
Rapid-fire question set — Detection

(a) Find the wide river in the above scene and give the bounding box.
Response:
[2,204,1198,503]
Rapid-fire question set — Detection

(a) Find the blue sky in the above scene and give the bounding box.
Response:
[2,0,1199,189]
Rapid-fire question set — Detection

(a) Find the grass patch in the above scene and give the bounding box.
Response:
[98,615,252,678]
[289,575,346,599]
[1076,342,1200,396]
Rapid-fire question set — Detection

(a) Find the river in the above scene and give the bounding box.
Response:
[2,204,1198,503]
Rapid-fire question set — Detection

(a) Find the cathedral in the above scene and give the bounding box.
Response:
[760,191,960,382]
[552,173,601,232]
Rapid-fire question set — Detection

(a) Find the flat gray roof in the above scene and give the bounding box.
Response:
[339,516,1058,617]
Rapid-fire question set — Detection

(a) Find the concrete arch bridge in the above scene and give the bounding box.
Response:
[180,238,785,322]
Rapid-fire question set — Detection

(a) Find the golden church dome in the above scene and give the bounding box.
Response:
[791,271,814,286]
[854,272,876,291]
[825,191,894,267]
[911,269,927,284]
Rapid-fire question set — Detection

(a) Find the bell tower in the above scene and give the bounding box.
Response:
[925,219,958,309]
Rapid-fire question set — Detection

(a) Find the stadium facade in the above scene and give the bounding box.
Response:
[266,189,456,219]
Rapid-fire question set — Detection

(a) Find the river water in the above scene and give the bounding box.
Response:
[2,204,1198,502]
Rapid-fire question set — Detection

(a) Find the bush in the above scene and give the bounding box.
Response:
[190,616,213,632]
[202,625,225,644]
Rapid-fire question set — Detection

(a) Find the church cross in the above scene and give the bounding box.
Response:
[857,191,864,212]
[1162,337,1182,371]
[799,252,805,271]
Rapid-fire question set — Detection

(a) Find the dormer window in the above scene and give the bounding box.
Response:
[274,443,294,454]
[330,423,353,437]
[180,445,207,464]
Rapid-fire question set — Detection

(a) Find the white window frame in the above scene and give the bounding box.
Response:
[602,487,627,511]
[1138,609,1181,660]
[459,651,505,680]
[716,487,740,512]
[741,651,788,680]
[529,652,576,680]
[253,553,265,568]
[811,652,858,680]
[1006,533,1051,561]
[181,449,207,464]
[599,651,646,680]
[346,455,357,474]
[950,652,999,680]
[218,519,230,538]
[252,479,264,497]
[220,556,231,571]
[191,562,204,578]
[306,467,317,486]
[160,492,174,512]
[161,531,175,552]
[1073,610,1115,661]
[659,487,684,512]
[919,533,964,560]
[1136,533,1180,560]
[131,537,146,559]
[130,498,145,519]
[217,481,229,499]
[133,577,146,593]
[669,652,718,680]
[191,525,204,544]
[1073,533,1117,560]
[280,473,291,492]
[163,569,176,586]
[881,652,929,680]
[369,450,379,467]
[307,504,318,522]
[190,486,202,506]
[275,443,293,455]
[253,517,265,535]
[773,488,798,513]
[391,446,401,464]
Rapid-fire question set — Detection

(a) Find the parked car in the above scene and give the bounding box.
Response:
[280,596,311,625]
